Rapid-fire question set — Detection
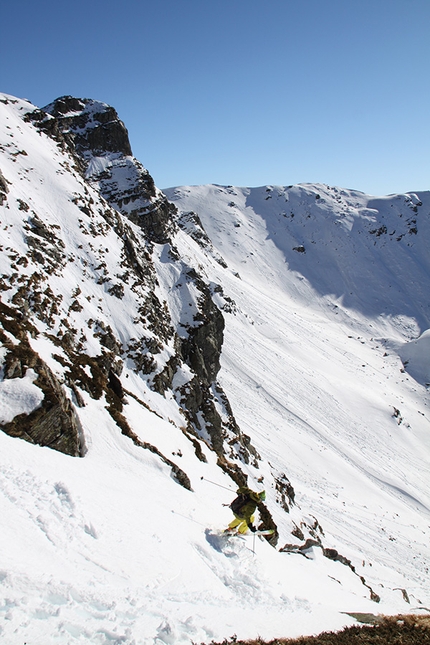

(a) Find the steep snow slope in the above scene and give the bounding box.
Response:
[0,94,429,645]
[166,183,430,331]
[165,183,430,603]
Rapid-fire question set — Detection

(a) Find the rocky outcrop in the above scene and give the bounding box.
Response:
[36,96,258,463]
[0,168,9,205]
[9,95,261,480]
[0,302,84,457]
[179,270,225,383]
[273,472,296,512]
[42,96,132,157]
[280,519,381,602]
[40,96,176,244]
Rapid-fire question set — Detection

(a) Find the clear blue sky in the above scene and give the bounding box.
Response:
[2,0,429,195]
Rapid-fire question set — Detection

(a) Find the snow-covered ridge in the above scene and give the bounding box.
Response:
[0,93,429,644]
[165,182,430,334]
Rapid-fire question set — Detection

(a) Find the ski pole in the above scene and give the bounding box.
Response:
[200,476,235,492]
[171,510,206,527]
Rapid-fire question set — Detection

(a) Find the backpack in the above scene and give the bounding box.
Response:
[229,492,250,516]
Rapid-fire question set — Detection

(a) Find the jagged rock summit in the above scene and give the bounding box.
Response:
[44,96,133,157]
[37,95,176,244]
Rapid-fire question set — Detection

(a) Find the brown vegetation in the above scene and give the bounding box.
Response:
[205,615,430,645]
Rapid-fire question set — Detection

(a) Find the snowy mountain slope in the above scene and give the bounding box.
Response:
[165,185,430,601]
[165,183,430,331]
[0,93,429,644]
[166,183,430,503]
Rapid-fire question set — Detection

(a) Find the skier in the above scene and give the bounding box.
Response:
[225,486,266,534]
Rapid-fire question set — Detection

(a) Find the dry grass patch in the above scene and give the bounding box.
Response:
[204,615,430,645]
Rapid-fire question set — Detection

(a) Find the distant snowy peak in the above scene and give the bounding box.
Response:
[166,182,426,235]
[165,182,430,336]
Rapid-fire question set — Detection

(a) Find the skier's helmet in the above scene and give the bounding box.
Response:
[258,490,266,501]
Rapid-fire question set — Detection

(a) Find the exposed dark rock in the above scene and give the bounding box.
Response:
[291,523,305,541]
[293,244,306,253]
[279,538,321,556]
[42,96,132,157]
[217,455,248,488]
[108,369,124,401]
[152,355,180,395]
[280,535,381,602]
[159,264,259,463]
[181,377,224,452]
[179,270,225,383]
[10,95,260,477]
[0,305,84,457]
[121,229,154,281]
[31,95,255,467]
[369,225,388,237]
[105,380,192,491]
[126,195,177,245]
[273,472,296,512]
[181,311,224,383]
[17,199,29,211]
[257,501,279,546]
[177,210,228,267]
[394,588,411,603]
[0,168,10,204]
[180,426,207,462]
[94,321,122,354]
[138,292,175,345]
[40,96,176,244]
[178,376,247,460]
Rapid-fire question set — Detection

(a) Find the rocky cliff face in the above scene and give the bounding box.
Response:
[0,300,84,456]
[40,96,258,466]
[1,95,260,498]
[42,96,176,245]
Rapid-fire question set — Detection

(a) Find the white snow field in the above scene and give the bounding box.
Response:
[0,94,429,644]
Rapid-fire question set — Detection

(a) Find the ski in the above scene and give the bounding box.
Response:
[223,529,274,537]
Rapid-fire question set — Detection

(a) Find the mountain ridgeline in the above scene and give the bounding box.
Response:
[0,95,260,481]
[1,94,429,621]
